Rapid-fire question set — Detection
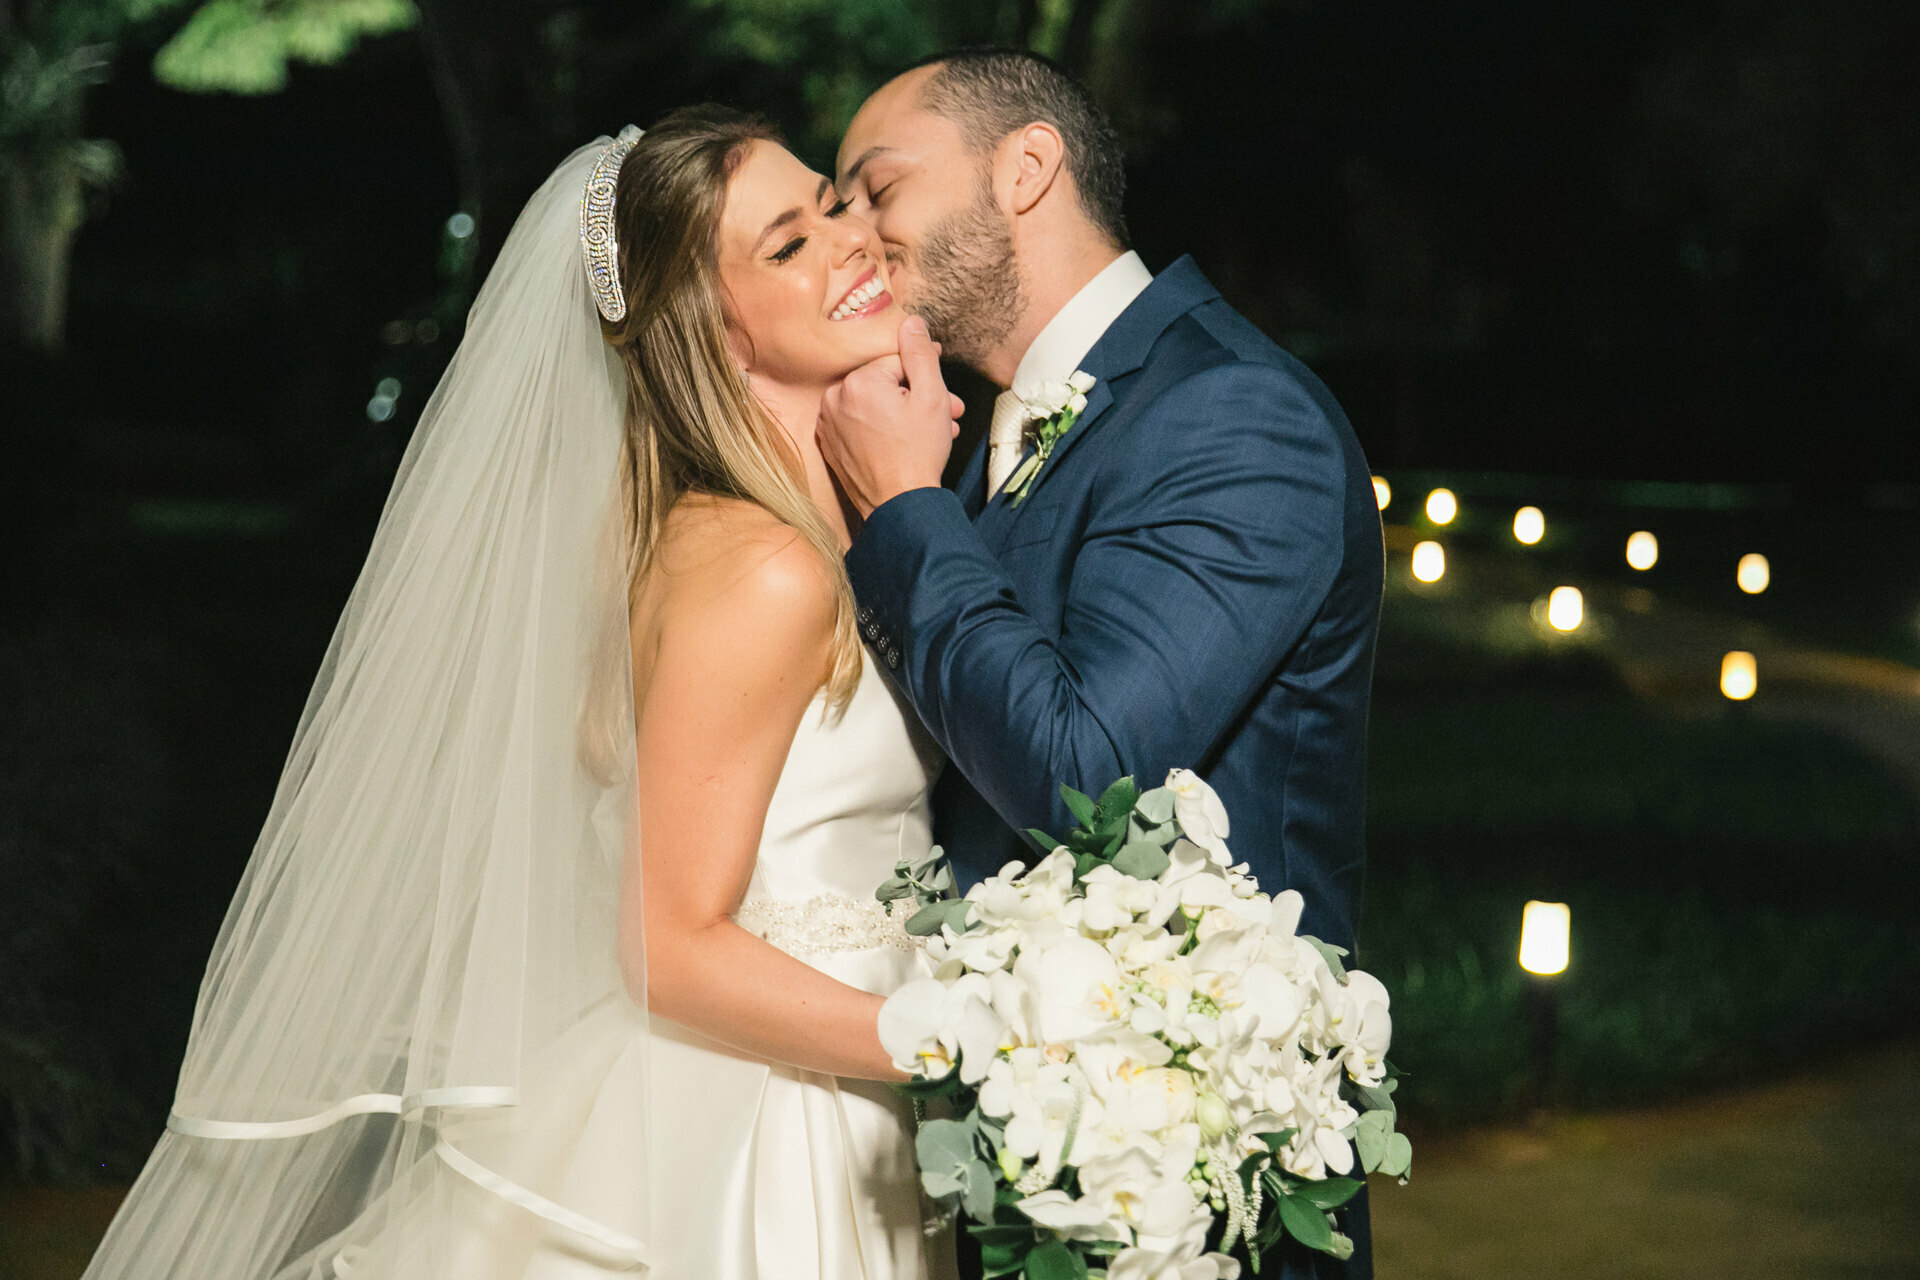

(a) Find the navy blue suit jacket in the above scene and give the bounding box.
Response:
[846,256,1381,1274]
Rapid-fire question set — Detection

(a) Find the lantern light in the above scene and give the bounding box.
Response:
[1546,585,1583,632]
[1372,476,1392,511]
[1411,540,1446,583]
[1513,506,1545,545]
[1737,553,1770,595]
[1425,488,1458,525]
[1519,901,1571,976]
[1626,531,1659,571]
[1721,650,1757,700]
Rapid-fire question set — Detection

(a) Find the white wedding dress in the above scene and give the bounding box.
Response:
[324,646,954,1280]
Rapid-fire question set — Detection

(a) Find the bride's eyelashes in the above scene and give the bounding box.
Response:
[767,198,853,265]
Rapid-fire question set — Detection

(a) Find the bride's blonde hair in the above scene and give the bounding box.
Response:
[600,105,862,708]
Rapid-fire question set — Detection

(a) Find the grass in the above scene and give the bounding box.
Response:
[1357,606,1920,1127]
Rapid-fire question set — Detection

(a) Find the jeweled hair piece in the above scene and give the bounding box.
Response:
[580,125,643,322]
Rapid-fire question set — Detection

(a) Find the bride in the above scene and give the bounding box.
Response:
[83,107,963,1280]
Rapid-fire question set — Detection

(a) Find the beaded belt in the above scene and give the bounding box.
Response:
[735,893,917,956]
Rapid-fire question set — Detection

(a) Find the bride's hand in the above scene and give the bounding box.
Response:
[818,315,965,517]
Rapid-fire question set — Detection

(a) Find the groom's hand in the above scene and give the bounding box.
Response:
[819,315,964,519]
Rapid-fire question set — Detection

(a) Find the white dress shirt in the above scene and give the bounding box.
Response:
[986,250,1154,497]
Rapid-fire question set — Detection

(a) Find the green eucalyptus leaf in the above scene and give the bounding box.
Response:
[1354,1077,1398,1118]
[1354,1110,1394,1173]
[1291,1176,1364,1210]
[1301,935,1350,982]
[1111,841,1171,880]
[917,1118,975,1170]
[923,1167,963,1199]
[1096,775,1138,816]
[979,1235,1033,1278]
[962,1158,999,1221]
[1254,1129,1298,1156]
[1024,1238,1087,1280]
[1277,1193,1335,1253]
[1028,829,1062,852]
[1134,787,1176,825]
[1379,1133,1413,1179]
[905,902,952,936]
[1061,785,1098,829]
[1127,815,1180,846]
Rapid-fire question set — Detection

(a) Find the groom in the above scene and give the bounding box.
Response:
[818,50,1381,1278]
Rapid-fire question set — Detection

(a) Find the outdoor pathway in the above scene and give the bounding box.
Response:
[1371,1039,1920,1279]
[8,1045,1915,1280]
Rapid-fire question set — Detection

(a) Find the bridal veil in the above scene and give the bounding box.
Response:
[83,137,655,1278]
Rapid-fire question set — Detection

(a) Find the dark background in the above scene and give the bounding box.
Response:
[4,0,1919,1206]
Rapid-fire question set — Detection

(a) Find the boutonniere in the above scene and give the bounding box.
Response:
[1001,370,1097,506]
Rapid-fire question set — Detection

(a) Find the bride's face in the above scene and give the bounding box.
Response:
[717,140,898,389]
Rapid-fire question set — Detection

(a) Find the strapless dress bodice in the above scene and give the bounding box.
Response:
[734,647,943,961]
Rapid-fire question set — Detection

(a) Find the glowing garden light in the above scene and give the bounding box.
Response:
[1513,506,1545,545]
[1411,540,1446,583]
[1425,488,1458,525]
[1546,585,1583,632]
[446,211,475,239]
[1737,553,1770,595]
[1372,476,1392,511]
[1721,650,1757,701]
[1626,531,1659,571]
[1519,901,1571,976]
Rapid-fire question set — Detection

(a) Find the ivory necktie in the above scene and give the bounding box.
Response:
[986,389,1032,499]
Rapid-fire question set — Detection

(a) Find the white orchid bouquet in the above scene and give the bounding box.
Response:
[874,771,1409,1280]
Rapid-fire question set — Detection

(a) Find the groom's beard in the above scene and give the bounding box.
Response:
[903,176,1023,372]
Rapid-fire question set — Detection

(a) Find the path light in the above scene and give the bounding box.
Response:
[1546,586,1583,632]
[1519,901,1571,976]
[1513,506,1545,545]
[1372,476,1392,511]
[1411,541,1446,583]
[1425,488,1458,525]
[1737,553,1770,595]
[1721,650,1757,701]
[1519,900,1569,1109]
[1626,531,1659,571]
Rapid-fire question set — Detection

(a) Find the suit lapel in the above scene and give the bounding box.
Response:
[956,433,989,520]
[972,256,1220,550]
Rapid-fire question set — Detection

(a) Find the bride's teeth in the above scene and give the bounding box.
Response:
[831,278,883,320]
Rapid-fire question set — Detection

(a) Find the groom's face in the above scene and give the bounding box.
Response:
[837,69,1022,370]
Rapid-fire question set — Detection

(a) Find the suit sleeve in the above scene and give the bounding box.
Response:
[845,360,1349,838]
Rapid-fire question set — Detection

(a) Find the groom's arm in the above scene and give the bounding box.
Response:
[844,359,1351,837]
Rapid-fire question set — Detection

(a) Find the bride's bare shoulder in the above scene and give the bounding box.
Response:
[646,494,835,637]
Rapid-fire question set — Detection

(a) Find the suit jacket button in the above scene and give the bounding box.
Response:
[856,605,873,625]
[885,648,900,670]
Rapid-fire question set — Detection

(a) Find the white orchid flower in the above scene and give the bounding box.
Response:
[1332,969,1393,1086]
[1016,1189,1114,1241]
[1109,1204,1242,1280]
[1015,931,1126,1043]
[1057,1146,1195,1248]
[985,1052,1101,1175]
[1166,769,1231,864]
[875,972,995,1078]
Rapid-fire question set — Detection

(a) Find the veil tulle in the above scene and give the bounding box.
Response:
[83,137,654,1278]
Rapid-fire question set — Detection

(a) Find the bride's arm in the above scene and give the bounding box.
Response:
[619,519,903,1083]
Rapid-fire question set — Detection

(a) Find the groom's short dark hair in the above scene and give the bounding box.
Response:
[908,48,1129,249]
